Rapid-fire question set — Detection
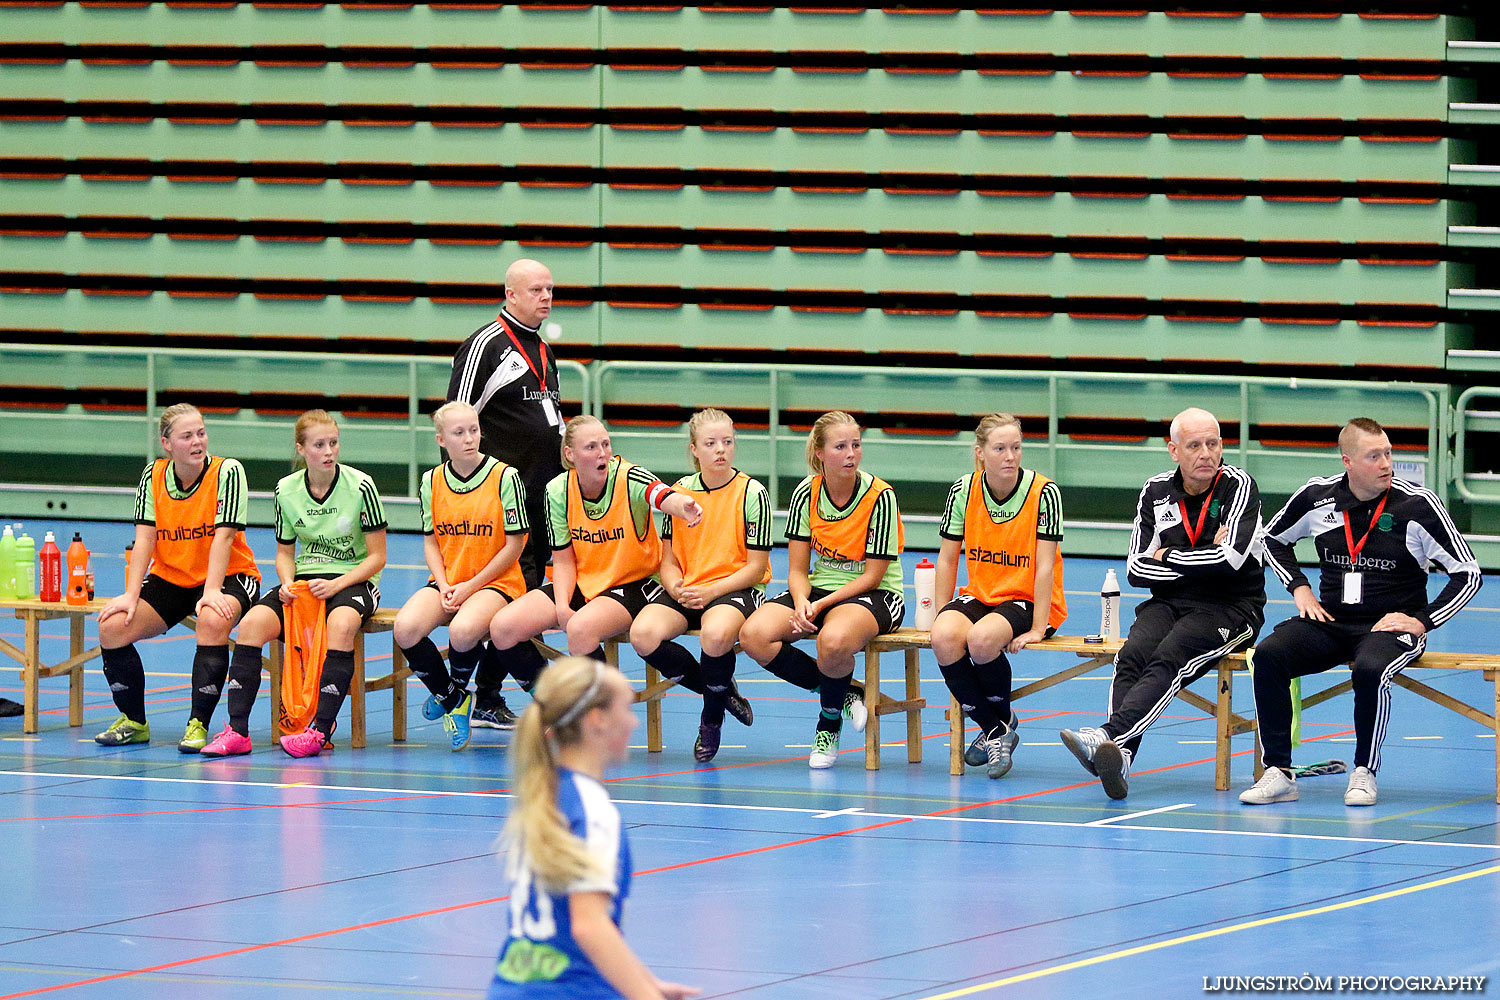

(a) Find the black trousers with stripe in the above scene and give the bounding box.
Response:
[1103,596,1260,762]
[1250,616,1425,774]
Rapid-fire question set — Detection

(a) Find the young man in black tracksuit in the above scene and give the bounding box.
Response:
[1240,417,1480,807]
[446,258,565,728]
[1061,407,1266,799]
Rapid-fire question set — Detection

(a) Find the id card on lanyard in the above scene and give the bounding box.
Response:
[1341,491,1389,605]
[499,317,563,432]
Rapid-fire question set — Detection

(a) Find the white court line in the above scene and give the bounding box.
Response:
[5,769,1499,851]
[1086,803,1194,826]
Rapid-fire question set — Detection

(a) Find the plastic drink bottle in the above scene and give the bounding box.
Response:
[15,531,36,600]
[913,558,937,630]
[0,526,15,600]
[39,532,62,602]
[67,533,90,606]
[1100,569,1121,641]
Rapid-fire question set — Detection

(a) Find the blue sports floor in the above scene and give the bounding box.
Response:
[3,519,1499,999]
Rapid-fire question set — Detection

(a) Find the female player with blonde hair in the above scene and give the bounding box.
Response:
[95,403,260,750]
[392,401,530,751]
[201,409,387,758]
[488,416,702,688]
[487,656,698,999]
[628,409,772,762]
[739,411,905,769]
[932,413,1066,778]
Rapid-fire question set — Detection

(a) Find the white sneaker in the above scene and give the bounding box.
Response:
[1344,766,1377,806]
[1240,767,1299,805]
[1059,726,1107,776]
[809,727,840,769]
[841,689,868,734]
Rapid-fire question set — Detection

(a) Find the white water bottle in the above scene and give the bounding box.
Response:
[1100,569,1121,641]
[913,558,936,630]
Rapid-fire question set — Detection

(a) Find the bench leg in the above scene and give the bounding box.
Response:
[864,645,880,771]
[68,614,85,727]
[391,642,407,743]
[1215,659,1232,791]
[646,662,663,753]
[1493,672,1500,805]
[949,695,964,776]
[23,612,39,735]
[268,640,284,742]
[350,631,367,749]
[905,647,922,764]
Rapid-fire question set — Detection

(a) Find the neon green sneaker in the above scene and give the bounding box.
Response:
[95,714,150,747]
[178,717,208,754]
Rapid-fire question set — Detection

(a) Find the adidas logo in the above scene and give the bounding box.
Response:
[295,517,305,527]
[1398,634,1414,646]
[321,683,340,694]
[1218,628,1231,641]
[197,684,219,695]
[109,682,129,692]
[226,679,242,691]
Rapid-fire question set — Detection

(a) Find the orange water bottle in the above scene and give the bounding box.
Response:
[39,532,62,603]
[66,533,90,605]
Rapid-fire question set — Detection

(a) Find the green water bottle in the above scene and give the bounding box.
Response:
[15,529,36,600]
[0,525,15,600]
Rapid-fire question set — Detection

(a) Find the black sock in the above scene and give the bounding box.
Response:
[401,637,456,699]
[937,654,1004,734]
[495,640,547,691]
[579,645,606,664]
[699,650,735,726]
[818,672,852,732]
[226,646,263,736]
[189,643,230,724]
[101,644,147,723]
[643,641,705,695]
[314,648,356,735]
[973,652,1014,726]
[444,644,483,711]
[763,643,821,691]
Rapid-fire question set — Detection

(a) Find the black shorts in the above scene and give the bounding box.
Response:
[646,587,764,630]
[253,576,381,630]
[139,572,259,627]
[940,595,1055,639]
[541,576,663,618]
[769,586,905,634]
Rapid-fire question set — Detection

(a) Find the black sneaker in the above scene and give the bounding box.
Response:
[470,698,518,731]
[724,679,753,727]
[694,723,722,763]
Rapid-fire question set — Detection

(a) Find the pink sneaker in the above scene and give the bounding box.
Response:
[200,725,251,758]
[279,726,331,759]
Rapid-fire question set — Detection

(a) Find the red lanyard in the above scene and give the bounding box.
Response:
[1343,491,1389,563]
[1179,468,1224,545]
[498,315,549,394]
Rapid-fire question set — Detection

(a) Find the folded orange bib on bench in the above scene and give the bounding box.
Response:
[277,582,326,735]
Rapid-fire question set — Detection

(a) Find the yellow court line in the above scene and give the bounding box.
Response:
[914,863,1500,1000]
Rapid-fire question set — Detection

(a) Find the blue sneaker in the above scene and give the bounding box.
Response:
[443,693,472,752]
[421,693,444,721]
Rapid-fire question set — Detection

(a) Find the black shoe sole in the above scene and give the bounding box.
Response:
[1059,730,1099,777]
[1093,741,1129,800]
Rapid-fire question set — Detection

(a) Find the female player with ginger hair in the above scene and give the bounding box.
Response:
[628,409,773,762]
[738,411,905,769]
[487,656,698,999]
[95,403,260,750]
[202,409,387,758]
[392,401,530,752]
[487,416,702,688]
[932,413,1066,779]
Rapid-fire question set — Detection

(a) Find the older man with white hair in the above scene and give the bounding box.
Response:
[1061,408,1266,799]
[446,258,566,728]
